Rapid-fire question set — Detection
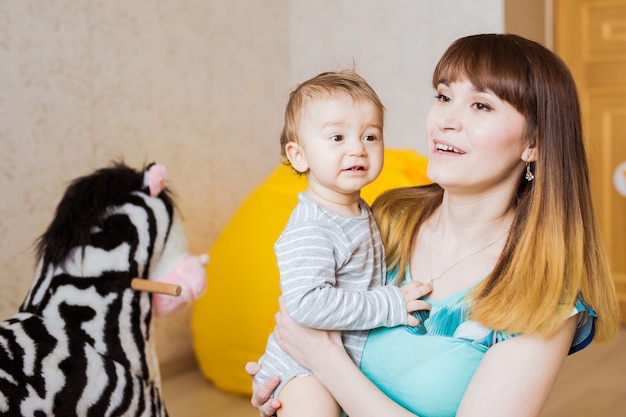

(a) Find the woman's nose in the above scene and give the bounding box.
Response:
[436,106,462,131]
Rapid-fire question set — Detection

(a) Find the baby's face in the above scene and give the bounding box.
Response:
[293,92,384,200]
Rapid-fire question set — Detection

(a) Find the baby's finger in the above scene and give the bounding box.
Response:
[403,282,433,300]
[406,299,432,313]
[406,315,420,327]
[400,280,420,292]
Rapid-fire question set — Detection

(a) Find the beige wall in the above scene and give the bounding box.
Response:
[0,0,289,370]
[288,1,505,155]
[0,0,509,372]
[505,0,549,45]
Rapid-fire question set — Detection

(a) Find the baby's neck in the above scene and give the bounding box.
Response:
[305,189,362,217]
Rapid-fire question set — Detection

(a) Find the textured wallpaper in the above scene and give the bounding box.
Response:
[0,0,288,371]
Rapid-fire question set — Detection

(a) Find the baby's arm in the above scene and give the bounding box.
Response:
[286,280,430,330]
[277,225,430,330]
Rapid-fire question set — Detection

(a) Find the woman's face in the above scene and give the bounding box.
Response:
[425,79,532,195]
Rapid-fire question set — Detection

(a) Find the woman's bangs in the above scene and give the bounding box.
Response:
[433,39,533,114]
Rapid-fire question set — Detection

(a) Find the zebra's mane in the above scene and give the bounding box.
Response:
[35,161,174,267]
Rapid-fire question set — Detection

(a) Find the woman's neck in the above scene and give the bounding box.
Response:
[410,190,514,297]
[436,189,514,238]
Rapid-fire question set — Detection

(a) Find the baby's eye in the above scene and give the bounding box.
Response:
[363,135,377,142]
[435,93,450,103]
[330,135,344,142]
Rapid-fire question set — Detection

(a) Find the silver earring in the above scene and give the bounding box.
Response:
[525,161,534,182]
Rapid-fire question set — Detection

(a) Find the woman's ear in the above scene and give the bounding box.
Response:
[285,142,309,173]
[522,146,538,163]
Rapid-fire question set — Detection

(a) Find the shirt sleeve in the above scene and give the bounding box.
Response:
[492,295,598,354]
[276,222,407,330]
[568,295,597,355]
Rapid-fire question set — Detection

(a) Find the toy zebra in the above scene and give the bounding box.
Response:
[0,162,207,416]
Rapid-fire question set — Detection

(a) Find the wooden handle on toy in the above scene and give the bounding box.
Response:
[131,278,182,296]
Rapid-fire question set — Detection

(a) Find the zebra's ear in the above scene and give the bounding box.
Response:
[145,163,167,197]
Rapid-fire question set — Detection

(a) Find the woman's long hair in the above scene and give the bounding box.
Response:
[373,34,620,341]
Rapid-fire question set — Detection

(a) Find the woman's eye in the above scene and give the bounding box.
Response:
[330,135,344,142]
[473,102,493,111]
[435,93,450,103]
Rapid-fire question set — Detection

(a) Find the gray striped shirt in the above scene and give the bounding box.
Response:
[256,192,407,395]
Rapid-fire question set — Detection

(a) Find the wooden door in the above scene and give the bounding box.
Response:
[555,0,626,323]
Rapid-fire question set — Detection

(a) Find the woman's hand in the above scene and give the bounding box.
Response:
[274,297,343,371]
[245,361,281,417]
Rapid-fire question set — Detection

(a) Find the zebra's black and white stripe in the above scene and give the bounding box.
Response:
[0,162,183,416]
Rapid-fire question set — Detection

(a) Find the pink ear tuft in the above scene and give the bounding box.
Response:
[147,164,167,197]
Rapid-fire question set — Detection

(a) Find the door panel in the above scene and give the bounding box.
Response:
[555,0,626,322]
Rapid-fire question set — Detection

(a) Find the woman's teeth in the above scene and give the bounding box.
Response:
[436,143,463,154]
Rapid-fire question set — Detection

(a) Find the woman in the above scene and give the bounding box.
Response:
[248,33,621,417]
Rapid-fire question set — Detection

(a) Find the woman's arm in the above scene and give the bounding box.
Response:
[274,298,419,417]
[269,298,577,417]
[457,315,577,417]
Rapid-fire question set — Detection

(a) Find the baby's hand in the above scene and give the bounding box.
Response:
[400,280,432,327]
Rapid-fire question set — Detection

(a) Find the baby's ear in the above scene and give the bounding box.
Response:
[285,142,309,173]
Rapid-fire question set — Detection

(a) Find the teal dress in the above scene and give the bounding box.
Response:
[359,270,597,417]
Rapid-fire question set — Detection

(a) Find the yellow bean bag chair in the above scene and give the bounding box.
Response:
[191,148,430,395]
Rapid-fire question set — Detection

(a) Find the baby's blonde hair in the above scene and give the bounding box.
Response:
[279,70,385,168]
